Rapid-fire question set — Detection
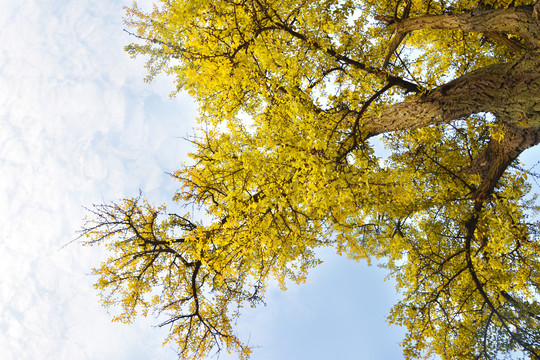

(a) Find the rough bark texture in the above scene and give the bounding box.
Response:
[359,50,540,202]
[386,5,540,50]
[470,125,540,202]
[362,50,540,137]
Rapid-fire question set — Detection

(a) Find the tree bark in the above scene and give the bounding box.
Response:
[361,50,540,137]
[470,125,540,203]
[377,4,540,50]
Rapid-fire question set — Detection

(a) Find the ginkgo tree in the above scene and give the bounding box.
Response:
[82,0,540,358]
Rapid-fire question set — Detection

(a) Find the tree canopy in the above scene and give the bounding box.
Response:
[82,0,540,358]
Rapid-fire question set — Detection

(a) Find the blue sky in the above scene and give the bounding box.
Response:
[0,1,481,359]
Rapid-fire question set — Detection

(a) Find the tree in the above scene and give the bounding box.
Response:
[82,0,540,358]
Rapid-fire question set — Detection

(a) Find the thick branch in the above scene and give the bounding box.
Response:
[483,31,527,52]
[361,51,540,137]
[378,5,540,50]
[465,125,540,203]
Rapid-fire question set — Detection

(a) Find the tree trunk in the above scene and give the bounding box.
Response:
[361,51,540,137]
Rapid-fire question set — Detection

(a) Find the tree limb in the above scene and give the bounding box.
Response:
[464,125,540,202]
[358,51,540,137]
[377,5,540,50]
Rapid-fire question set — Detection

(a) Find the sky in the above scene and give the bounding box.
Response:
[0,1,421,359]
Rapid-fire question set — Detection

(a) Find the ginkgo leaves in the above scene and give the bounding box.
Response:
[381,118,540,359]
[83,195,258,359]
[81,0,540,359]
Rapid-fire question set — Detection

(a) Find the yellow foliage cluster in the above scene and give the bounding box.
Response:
[83,0,540,358]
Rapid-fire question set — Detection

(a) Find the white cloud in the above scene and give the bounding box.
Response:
[0,0,194,359]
